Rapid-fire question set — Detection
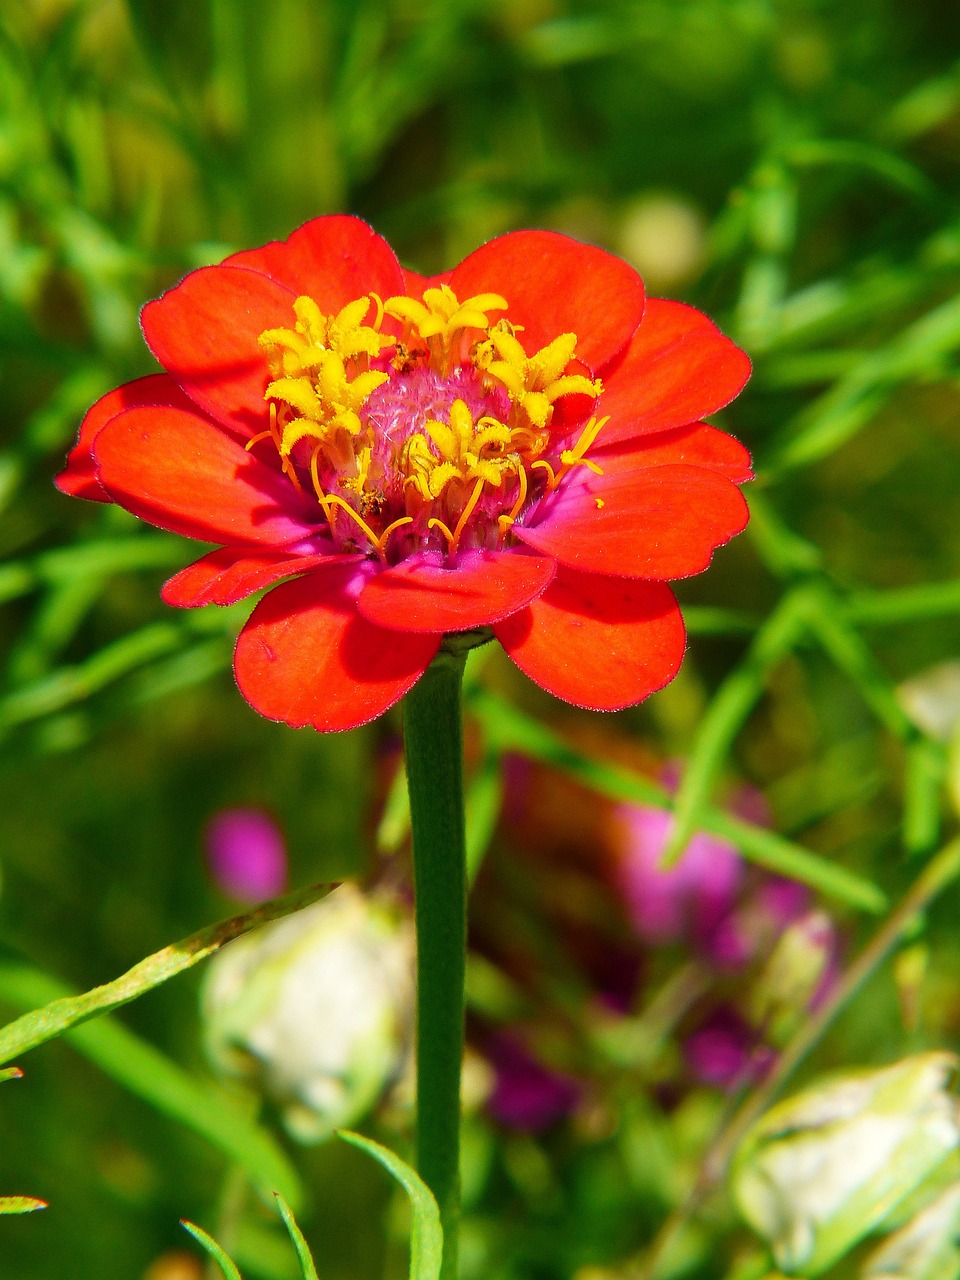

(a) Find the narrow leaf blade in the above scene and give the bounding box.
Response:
[182,1220,244,1280]
[338,1132,442,1280]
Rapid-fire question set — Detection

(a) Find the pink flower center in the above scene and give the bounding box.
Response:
[250,285,607,564]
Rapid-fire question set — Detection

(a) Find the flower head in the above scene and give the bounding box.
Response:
[57,217,752,731]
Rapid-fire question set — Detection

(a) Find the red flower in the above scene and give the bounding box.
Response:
[57,216,751,731]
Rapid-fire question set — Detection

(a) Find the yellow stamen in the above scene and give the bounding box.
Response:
[427,516,455,546]
[531,458,557,488]
[377,515,414,553]
[245,430,274,451]
[478,329,601,431]
[325,495,385,561]
[450,477,486,558]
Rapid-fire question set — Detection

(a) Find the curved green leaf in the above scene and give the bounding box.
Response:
[339,1132,442,1280]
[182,1220,244,1280]
[275,1194,320,1280]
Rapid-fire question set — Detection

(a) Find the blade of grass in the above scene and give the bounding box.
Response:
[0,535,187,606]
[765,289,960,473]
[469,689,886,913]
[0,1196,48,1214]
[182,1220,244,1280]
[663,587,812,864]
[638,835,960,1280]
[805,587,922,741]
[0,964,303,1210]
[844,579,960,626]
[339,1131,442,1280]
[274,1195,319,1280]
[0,880,333,1062]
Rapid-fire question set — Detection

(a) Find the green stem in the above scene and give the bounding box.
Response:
[403,650,468,1280]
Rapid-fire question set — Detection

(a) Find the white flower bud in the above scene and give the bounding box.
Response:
[732,1054,960,1275]
[202,884,414,1142]
[861,1182,960,1280]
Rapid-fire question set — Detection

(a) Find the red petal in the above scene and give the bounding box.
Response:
[450,231,645,370]
[141,265,299,436]
[224,215,404,312]
[594,422,753,483]
[55,374,194,502]
[356,548,556,633]
[515,464,749,579]
[93,403,320,545]
[162,547,361,607]
[495,568,685,710]
[234,565,439,731]
[401,268,453,296]
[598,299,751,445]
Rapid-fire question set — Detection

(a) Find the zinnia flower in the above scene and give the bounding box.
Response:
[57,216,751,730]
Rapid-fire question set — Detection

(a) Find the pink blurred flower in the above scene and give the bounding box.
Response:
[487,1035,582,1132]
[205,808,289,903]
[684,1009,774,1088]
[614,805,743,951]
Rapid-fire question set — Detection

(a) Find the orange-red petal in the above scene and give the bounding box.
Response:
[495,568,685,710]
[224,215,405,312]
[515,463,749,580]
[141,266,298,436]
[162,547,360,608]
[234,565,439,731]
[450,230,645,371]
[55,373,194,502]
[356,549,556,633]
[93,403,319,546]
[401,268,453,296]
[598,299,751,445]
[594,422,753,483]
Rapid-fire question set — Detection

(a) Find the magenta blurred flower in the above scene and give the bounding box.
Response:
[683,1009,753,1086]
[205,808,289,902]
[487,1036,582,1132]
[614,804,743,949]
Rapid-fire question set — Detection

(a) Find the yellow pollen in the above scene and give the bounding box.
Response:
[385,285,508,371]
[254,287,608,561]
[477,328,602,431]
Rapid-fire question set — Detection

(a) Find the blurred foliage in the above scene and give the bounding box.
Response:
[2,0,960,1277]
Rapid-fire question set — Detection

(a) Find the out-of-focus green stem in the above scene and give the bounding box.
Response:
[403,651,468,1280]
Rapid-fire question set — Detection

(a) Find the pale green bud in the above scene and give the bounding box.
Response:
[861,1183,960,1280]
[746,911,834,1046]
[732,1054,960,1276]
[202,884,414,1142]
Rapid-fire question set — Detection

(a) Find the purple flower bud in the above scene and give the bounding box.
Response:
[487,1036,582,1132]
[684,1009,770,1088]
[205,808,289,903]
[614,805,742,947]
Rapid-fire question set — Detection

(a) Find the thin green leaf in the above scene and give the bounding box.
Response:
[470,688,886,913]
[0,964,304,1209]
[845,579,960,627]
[0,1196,47,1215]
[902,738,946,857]
[274,1194,320,1280]
[785,138,938,202]
[182,1220,244,1280]
[663,588,811,864]
[0,880,332,1063]
[338,1132,442,1280]
[766,290,960,472]
[805,588,923,742]
[0,535,187,606]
